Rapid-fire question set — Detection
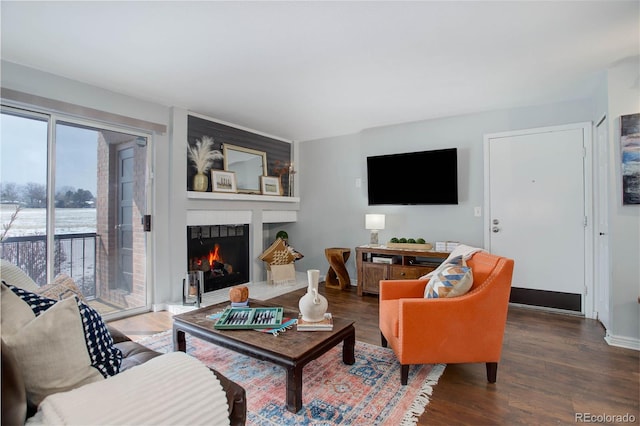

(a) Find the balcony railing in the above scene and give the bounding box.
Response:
[0,233,97,298]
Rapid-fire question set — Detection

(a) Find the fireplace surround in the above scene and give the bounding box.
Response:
[187,224,249,293]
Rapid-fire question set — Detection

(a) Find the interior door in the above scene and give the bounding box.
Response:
[595,117,610,328]
[117,145,135,292]
[486,124,588,313]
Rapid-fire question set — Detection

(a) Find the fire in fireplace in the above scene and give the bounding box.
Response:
[187,224,249,292]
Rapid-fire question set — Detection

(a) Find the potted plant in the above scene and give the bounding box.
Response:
[187,136,223,191]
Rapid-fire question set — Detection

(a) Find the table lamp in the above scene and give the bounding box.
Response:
[365,214,385,246]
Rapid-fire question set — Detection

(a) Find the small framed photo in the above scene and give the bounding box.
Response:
[211,170,237,193]
[260,176,281,196]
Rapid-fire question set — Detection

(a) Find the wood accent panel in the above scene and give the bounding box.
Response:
[187,115,291,193]
[362,263,388,294]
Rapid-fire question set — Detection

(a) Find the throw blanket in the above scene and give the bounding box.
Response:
[270,263,297,285]
[421,244,486,280]
[27,352,230,426]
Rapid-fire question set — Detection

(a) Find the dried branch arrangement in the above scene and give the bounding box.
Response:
[187,136,223,174]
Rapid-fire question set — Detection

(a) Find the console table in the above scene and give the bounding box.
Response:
[355,245,450,296]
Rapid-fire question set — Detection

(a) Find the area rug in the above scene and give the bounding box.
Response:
[136,331,445,425]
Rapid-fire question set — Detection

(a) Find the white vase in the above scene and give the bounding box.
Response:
[298,269,328,322]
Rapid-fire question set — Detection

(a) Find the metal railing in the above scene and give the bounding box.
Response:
[0,233,97,298]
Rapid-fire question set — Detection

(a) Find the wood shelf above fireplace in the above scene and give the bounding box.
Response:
[187,191,300,203]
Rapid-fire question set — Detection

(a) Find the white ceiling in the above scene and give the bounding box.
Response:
[1,1,638,141]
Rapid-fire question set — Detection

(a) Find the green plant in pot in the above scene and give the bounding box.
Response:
[276,230,289,243]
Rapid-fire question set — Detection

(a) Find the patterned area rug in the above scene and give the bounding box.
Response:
[137,331,445,425]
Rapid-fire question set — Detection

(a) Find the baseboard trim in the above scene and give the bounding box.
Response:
[605,333,640,351]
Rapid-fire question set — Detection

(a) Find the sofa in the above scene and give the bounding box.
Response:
[0,260,246,425]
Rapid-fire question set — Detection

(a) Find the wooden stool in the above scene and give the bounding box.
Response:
[324,247,351,290]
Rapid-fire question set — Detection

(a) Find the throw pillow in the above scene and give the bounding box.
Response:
[1,296,104,405]
[36,273,88,304]
[1,282,37,335]
[259,238,296,265]
[419,254,464,281]
[7,285,123,377]
[0,259,40,292]
[424,257,473,299]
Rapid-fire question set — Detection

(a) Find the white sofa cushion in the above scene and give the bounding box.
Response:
[27,352,230,426]
[0,259,40,292]
[1,291,103,405]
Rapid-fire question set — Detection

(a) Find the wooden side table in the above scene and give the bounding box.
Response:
[324,247,351,290]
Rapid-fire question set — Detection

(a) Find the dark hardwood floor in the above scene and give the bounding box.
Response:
[110,284,639,425]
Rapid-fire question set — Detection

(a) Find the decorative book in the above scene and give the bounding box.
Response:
[213,307,284,330]
[296,313,333,331]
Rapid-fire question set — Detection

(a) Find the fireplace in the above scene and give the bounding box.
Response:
[187,224,249,293]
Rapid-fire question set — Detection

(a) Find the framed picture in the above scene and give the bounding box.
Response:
[211,170,237,193]
[620,113,640,205]
[260,176,281,196]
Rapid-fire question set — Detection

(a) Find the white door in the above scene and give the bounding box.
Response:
[595,116,610,329]
[485,124,590,313]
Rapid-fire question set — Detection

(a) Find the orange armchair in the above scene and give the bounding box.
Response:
[379,251,514,385]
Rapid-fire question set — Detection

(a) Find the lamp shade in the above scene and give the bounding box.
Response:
[365,214,385,230]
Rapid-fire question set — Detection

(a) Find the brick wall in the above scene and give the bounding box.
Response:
[95,134,148,310]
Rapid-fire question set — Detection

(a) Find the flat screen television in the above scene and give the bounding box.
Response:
[367,148,458,205]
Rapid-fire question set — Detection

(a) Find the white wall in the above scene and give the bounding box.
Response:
[290,99,595,284]
[3,59,638,346]
[1,60,176,305]
[1,63,300,307]
[605,56,640,347]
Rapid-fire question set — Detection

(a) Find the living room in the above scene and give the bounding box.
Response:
[1,1,639,424]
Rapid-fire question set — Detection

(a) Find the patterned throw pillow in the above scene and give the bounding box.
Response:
[259,238,296,265]
[1,288,103,405]
[6,284,122,377]
[36,273,88,304]
[424,256,473,298]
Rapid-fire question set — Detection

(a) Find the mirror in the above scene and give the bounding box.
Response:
[223,144,268,194]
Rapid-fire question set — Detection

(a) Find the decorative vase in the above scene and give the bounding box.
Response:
[298,269,328,322]
[193,172,208,192]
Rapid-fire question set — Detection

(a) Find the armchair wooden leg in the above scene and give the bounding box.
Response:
[380,332,388,348]
[401,365,409,385]
[486,362,498,383]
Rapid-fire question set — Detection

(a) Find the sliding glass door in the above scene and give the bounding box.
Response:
[1,106,151,317]
[0,109,49,283]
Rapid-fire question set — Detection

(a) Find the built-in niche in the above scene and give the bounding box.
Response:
[187,114,293,194]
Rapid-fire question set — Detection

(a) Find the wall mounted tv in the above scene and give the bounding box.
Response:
[367,148,458,205]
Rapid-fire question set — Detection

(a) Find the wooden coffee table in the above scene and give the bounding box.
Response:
[172,299,355,413]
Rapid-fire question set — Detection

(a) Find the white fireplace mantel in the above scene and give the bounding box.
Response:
[187,191,299,203]
[185,195,298,284]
